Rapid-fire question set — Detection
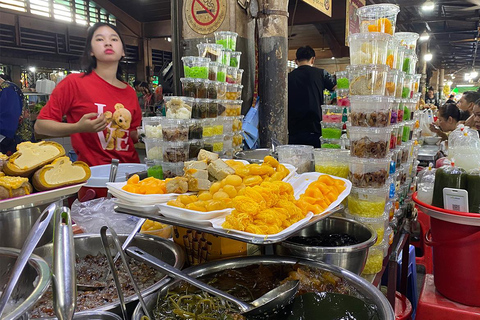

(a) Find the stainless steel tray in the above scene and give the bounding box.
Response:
[114,205,342,244]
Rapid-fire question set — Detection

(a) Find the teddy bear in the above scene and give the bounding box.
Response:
[104,103,132,150]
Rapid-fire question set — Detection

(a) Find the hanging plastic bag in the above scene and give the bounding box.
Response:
[417,163,436,205]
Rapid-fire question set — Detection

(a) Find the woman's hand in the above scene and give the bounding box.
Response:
[76,113,107,133]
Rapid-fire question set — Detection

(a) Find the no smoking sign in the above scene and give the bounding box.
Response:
[185,0,227,35]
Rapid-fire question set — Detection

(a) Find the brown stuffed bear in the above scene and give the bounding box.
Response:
[104,103,132,150]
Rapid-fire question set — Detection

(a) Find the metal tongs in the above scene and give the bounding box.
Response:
[52,207,76,320]
[99,226,152,320]
[0,202,57,318]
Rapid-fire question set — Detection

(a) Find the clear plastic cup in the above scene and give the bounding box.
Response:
[233,115,244,132]
[396,123,404,146]
[335,70,349,89]
[336,89,351,107]
[217,100,227,116]
[230,51,242,68]
[214,31,238,50]
[347,64,388,96]
[401,49,415,73]
[322,105,343,123]
[144,138,163,160]
[194,78,208,98]
[181,56,210,79]
[390,124,398,149]
[226,84,243,100]
[385,69,399,97]
[348,157,391,188]
[390,99,400,124]
[217,64,227,82]
[321,121,343,139]
[313,149,350,178]
[320,138,343,149]
[236,69,244,85]
[202,118,215,137]
[401,74,412,99]
[226,66,238,84]
[345,209,389,245]
[402,120,415,142]
[164,96,194,119]
[349,95,393,127]
[232,133,243,149]
[188,119,203,140]
[206,80,218,99]
[395,71,405,98]
[356,3,400,35]
[208,61,218,81]
[208,99,219,118]
[348,33,392,65]
[219,116,234,134]
[386,38,399,69]
[197,43,224,61]
[211,117,224,136]
[223,133,233,150]
[163,141,190,162]
[277,145,314,173]
[143,117,163,139]
[411,74,421,94]
[180,78,196,98]
[160,161,185,178]
[348,126,393,158]
[161,119,189,142]
[224,100,242,116]
[216,82,227,99]
[220,48,232,66]
[347,185,389,217]
[402,98,415,121]
[394,32,419,50]
[395,46,406,71]
[363,241,386,274]
[192,98,210,119]
[189,139,205,160]
[408,55,418,75]
[204,136,224,153]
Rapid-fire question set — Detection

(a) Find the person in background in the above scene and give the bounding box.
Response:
[425,87,439,108]
[446,94,456,104]
[473,99,480,134]
[429,103,464,141]
[288,46,336,147]
[138,81,153,113]
[457,90,480,128]
[35,22,142,166]
[0,74,23,155]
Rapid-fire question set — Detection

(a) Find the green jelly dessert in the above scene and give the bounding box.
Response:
[322,127,342,139]
[217,71,226,82]
[402,86,410,98]
[337,77,349,89]
[184,66,208,79]
[322,143,341,149]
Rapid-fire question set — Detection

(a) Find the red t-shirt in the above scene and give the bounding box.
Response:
[38,71,141,166]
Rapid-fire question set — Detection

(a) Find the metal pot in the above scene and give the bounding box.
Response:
[0,247,51,320]
[274,217,377,275]
[131,256,394,320]
[33,233,184,318]
[234,148,275,164]
[42,311,123,320]
[0,200,62,249]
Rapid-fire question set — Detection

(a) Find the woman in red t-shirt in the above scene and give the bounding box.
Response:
[35,23,142,166]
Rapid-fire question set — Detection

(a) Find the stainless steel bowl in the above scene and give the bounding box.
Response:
[33,233,184,318]
[0,247,51,320]
[234,148,274,164]
[131,255,394,320]
[274,217,377,275]
[0,199,63,249]
[42,311,123,320]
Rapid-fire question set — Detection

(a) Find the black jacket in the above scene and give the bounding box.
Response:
[288,65,336,135]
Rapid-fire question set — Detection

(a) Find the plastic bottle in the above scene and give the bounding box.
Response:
[432,162,467,208]
[417,163,435,205]
[467,168,480,213]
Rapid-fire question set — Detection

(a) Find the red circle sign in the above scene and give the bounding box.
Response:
[185,0,226,35]
[192,0,219,26]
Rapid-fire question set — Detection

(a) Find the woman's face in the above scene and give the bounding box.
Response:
[473,103,480,131]
[438,114,456,132]
[90,26,124,63]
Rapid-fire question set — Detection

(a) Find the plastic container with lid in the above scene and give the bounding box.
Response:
[208,61,218,81]
[188,119,203,140]
[144,138,163,160]
[197,43,224,61]
[321,121,343,139]
[208,99,219,118]
[217,64,227,82]
[349,95,393,127]
[161,119,189,142]
[214,31,238,50]
[192,98,210,119]
[416,163,435,205]
[467,168,480,213]
[432,162,468,209]
[395,46,406,71]
[356,3,400,35]
[180,78,196,98]
[162,141,190,163]
[322,105,343,123]
[385,69,399,97]
[390,99,400,124]
[411,74,421,94]
[221,100,242,117]
[181,56,210,79]
[220,48,232,66]
[349,157,392,188]
[164,96,194,119]
[345,209,389,245]
[158,161,185,178]
[230,51,242,68]
[386,37,399,69]
[188,139,205,159]
[235,68,244,85]
[397,99,405,122]
[320,138,344,149]
[402,120,415,142]
[336,89,351,107]
[389,124,398,150]
[395,71,405,98]
[402,49,417,74]
[335,70,349,89]
[394,32,419,50]
[210,118,224,136]
[396,123,404,146]
[223,134,233,150]
[143,117,163,138]
[232,133,243,149]
[348,185,389,218]
[226,84,243,100]
[277,144,314,173]
[226,66,238,84]
[401,74,412,99]
[204,135,224,153]
[313,149,350,178]
[219,116,234,134]
[348,126,393,158]
[403,99,416,121]
[206,80,218,100]
[362,242,385,274]
[232,115,243,132]
[347,64,388,96]
[348,32,392,65]
[216,81,227,99]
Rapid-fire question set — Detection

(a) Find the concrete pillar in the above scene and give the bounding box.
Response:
[438,68,444,101]
[419,42,427,96]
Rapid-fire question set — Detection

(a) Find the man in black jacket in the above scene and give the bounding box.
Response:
[288,46,336,147]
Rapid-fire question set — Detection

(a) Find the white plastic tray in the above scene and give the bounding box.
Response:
[157,203,232,221]
[106,181,188,205]
[114,199,159,215]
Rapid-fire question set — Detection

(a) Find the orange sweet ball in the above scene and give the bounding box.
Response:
[122,174,166,194]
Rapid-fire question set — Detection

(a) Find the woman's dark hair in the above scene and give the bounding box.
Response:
[139,81,152,95]
[438,103,465,122]
[81,22,126,81]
